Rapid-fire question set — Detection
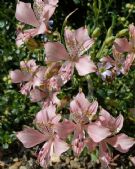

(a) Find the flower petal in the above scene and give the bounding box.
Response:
[85,139,97,152]
[107,134,135,153]
[10,70,30,83]
[59,61,74,84]
[15,1,39,27]
[72,130,85,156]
[54,137,69,156]
[56,120,75,139]
[16,127,47,148]
[113,38,131,53]
[45,42,69,62]
[114,114,124,133]
[87,123,111,143]
[75,55,97,76]
[75,27,94,55]
[99,142,112,168]
[30,88,46,102]
[124,54,135,73]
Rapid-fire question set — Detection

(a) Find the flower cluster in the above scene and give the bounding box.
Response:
[97,24,135,80]
[10,0,135,168]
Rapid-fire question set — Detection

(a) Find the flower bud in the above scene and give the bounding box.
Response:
[126,3,131,9]
[116,29,128,37]
[104,36,115,46]
[92,27,101,38]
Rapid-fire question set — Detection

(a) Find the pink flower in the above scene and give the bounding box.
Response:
[99,108,124,134]
[15,0,58,46]
[97,108,135,167]
[10,60,46,95]
[10,61,62,105]
[30,62,62,103]
[113,24,135,74]
[97,59,113,80]
[69,91,111,155]
[45,27,97,83]
[16,103,69,167]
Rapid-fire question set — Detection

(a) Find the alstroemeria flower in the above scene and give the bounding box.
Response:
[15,0,58,46]
[112,43,133,75]
[45,27,97,84]
[16,103,69,168]
[10,61,63,105]
[69,91,110,155]
[97,59,113,80]
[97,108,135,167]
[99,108,124,134]
[113,24,135,74]
[10,59,46,95]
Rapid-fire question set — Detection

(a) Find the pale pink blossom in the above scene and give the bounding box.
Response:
[113,24,135,74]
[15,0,58,46]
[16,103,69,168]
[69,91,110,155]
[10,60,46,95]
[97,60,113,80]
[45,27,97,84]
[97,108,135,167]
[10,61,62,105]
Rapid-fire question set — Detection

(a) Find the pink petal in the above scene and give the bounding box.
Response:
[99,142,112,168]
[72,130,85,156]
[33,67,46,87]
[75,27,94,55]
[56,120,75,139]
[75,55,97,76]
[20,82,32,95]
[54,137,69,156]
[59,61,74,84]
[45,42,69,62]
[124,54,135,73]
[48,0,59,6]
[64,28,76,52]
[113,38,131,53]
[99,108,114,126]
[73,91,91,112]
[114,114,124,133]
[43,3,57,20]
[107,134,135,153]
[30,88,46,102]
[99,109,124,133]
[70,99,82,115]
[10,70,30,83]
[16,29,38,46]
[38,140,52,168]
[88,100,98,117]
[36,105,56,124]
[37,22,48,34]
[20,59,36,69]
[87,123,111,143]
[16,127,47,148]
[85,139,97,152]
[15,1,39,27]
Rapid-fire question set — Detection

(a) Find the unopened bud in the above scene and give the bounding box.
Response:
[116,29,128,37]
[92,27,101,38]
[104,36,115,46]
[126,3,131,9]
